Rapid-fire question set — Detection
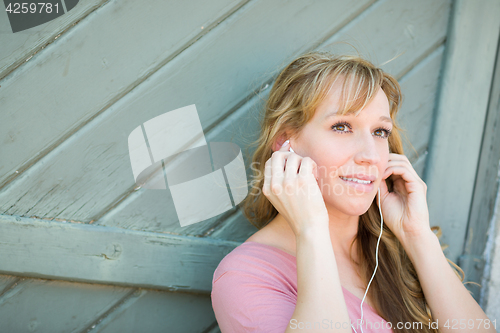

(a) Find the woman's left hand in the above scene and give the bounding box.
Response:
[378,153,431,247]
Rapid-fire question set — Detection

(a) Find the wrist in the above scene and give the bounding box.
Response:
[401,229,439,264]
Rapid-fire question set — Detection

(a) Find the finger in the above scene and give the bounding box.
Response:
[284,153,300,179]
[378,178,389,204]
[271,151,287,193]
[298,156,318,180]
[389,153,416,173]
[383,160,424,186]
[382,165,424,194]
[263,158,272,196]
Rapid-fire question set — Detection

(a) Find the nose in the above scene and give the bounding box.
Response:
[353,132,381,165]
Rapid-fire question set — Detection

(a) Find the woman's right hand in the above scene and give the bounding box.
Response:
[262,140,330,237]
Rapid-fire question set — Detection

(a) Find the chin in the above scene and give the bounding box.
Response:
[324,194,374,217]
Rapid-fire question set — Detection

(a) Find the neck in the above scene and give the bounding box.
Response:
[271,210,359,260]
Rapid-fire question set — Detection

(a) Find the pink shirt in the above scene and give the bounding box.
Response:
[211,241,394,333]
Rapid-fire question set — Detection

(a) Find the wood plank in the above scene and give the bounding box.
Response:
[94,0,450,235]
[0,214,240,293]
[458,37,500,301]
[424,0,500,263]
[0,0,245,188]
[0,0,374,226]
[87,289,215,333]
[318,0,450,79]
[0,277,132,333]
[0,0,106,79]
[397,45,445,162]
[0,274,20,296]
[97,86,269,235]
[0,0,451,237]
[208,207,258,242]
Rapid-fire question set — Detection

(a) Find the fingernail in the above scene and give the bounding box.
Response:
[289,147,295,153]
[281,139,289,147]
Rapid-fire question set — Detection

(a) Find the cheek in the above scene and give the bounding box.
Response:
[315,154,347,179]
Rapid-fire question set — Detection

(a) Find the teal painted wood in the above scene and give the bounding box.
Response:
[0,0,245,188]
[0,0,374,228]
[0,274,19,295]
[458,38,500,301]
[424,0,500,263]
[318,0,450,79]
[101,0,450,236]
[2,2,450,237]
[0,276,132,333]
[209,207,259,242]
[397,45,445,167]
[0,214,239,293]
[0,0,107,80]
[96,82,269,235]
[87,289,215,333]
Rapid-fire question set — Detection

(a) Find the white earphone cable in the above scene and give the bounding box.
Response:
[351,187,383,333]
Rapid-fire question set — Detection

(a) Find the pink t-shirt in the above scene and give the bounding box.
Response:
[211,241,394,333]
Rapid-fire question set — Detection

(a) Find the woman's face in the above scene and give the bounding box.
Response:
[291,83,392,216]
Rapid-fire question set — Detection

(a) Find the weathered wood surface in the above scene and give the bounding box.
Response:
[0,0,450,238]
[86,289,215,333]
[0,274,216,333]
[459,37,500,301]
[424,0,500,263]
[0,214,239,293]
[0,0,246,188]
[0,0,107,80]
[0,0,374,227]
[318,0,450,79]
[0,276,132,332]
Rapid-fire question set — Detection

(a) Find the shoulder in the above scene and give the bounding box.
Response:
[212,241,296,286]
[211,242,297,332]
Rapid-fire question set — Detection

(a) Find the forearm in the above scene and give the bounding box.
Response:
[404,230,496,333]
[286,227,352,333]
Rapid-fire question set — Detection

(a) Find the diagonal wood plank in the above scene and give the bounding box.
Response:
[317,0,450,78]
[98,0,450,235]
[0,0,374,227]
[85,289,215,333]
[0,0,246,188]
[397,44,445,162]
[0,214,240,293]
[0,0,107,80]
[0,277,133,333]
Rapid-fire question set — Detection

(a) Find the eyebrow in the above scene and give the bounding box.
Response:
[324,111,393,125]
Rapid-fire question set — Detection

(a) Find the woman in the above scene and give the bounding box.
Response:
[211,51,495,332]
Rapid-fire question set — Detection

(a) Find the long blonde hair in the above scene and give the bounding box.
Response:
[241,50,465,333]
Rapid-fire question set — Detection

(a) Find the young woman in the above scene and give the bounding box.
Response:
[211,51,495,333]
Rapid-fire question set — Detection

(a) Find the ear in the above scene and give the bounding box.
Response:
[272,133,290,152]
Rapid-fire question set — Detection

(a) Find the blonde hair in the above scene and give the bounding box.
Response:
[241,50,466,333]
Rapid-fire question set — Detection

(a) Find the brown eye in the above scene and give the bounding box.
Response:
[373,128,392,139]
[331,121,351,133]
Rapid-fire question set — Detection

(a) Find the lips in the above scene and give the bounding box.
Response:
[340,174,376,182]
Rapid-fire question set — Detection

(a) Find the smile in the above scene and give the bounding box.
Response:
[339,176,373,184]
[339,176,374,192]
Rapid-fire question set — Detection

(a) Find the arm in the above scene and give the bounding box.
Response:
[285,226,353,333]
[404,230,497,333]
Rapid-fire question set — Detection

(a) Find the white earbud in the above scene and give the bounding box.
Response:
[351,187,383,333]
